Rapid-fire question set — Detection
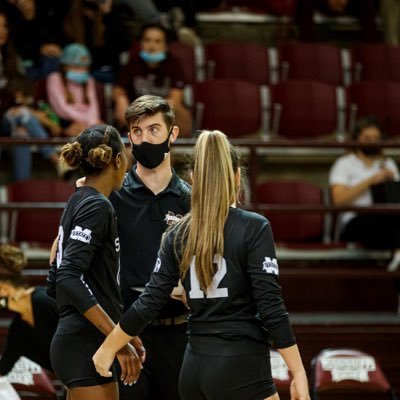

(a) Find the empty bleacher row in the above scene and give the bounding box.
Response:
[154,40,400,139]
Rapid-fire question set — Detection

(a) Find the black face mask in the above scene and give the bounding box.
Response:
[132,129,172,169]
[359,146,382,156]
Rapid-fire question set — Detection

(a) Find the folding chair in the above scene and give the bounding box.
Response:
[188,79,270,138]
[311,348,397,400]
[6,179,73,246]
[270,80,346,140]
[205,41,278,84]
[348,80,400,137]
[352,43,400,82]
[256,180,327,246]
[7,357,57,399]
[279,42,351,86]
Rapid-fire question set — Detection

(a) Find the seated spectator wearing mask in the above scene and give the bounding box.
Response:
[113,23,192,137]
[46,43,103,137]
[329,117,400,271]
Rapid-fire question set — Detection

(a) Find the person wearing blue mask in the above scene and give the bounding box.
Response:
[46,43,103,137]
[113,23,192,137]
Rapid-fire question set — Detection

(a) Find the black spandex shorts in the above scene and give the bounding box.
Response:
[179,336,277,400]
[50,323,117,388]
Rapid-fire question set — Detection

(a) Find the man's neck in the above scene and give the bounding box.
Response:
[136,161,173,195]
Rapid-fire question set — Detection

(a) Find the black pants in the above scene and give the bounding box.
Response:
[343,214,400,250]
[179,336,276,400]
[118,323,187,400]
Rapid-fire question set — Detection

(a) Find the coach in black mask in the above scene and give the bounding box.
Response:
[109,95,191,400]
[329,116,400,272]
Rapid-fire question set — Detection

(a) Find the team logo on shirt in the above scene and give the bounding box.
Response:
[154,257,161,272]
[164,211,182,226]
[70,226,92,244]
[262,257,279,275]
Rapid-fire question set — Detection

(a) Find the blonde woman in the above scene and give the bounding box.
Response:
[93,130,310,400]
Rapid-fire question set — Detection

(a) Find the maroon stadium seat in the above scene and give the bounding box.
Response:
[279,42,351,86]
[188,79,270,138]
[270,350,292,392]
[352,43,400,82]
[6,357,57,399]
[270,80,346,139]
[6,179,73,246]
[311,349,396,400]
[205,41,278,84]
[169,41,204,83]
[348,80,400,137]
[256,180,326,246]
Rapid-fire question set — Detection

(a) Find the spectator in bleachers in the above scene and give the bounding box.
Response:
[0,11,61,181]
[113,23,192,136]
[4,75,61,181]
[0,244,58,376]
[296,0,379,42]
[329,117,400,272]
[46,43,102,137]
[63,0,124,82]
[381,0,400,45]
[0,10,23,119]
[2,0,70,80]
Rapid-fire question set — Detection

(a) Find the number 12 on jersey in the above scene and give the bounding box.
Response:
[189,254,229,299]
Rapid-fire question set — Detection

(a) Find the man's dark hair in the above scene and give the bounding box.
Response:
[139,22,171,44]
[125,95,176,128]
[351,116,385,141]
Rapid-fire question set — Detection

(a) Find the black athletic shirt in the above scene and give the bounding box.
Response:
[110,166,190,317]
[0,287,58,375]
[120,207,296,349]
[47,186,123,333]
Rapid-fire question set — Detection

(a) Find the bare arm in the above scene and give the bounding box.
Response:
[277,344,310,400]
[92,323,133,378]
[331,169,395,205]
[85,305,142,385]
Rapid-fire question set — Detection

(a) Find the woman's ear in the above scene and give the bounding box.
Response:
[114,153,122,169]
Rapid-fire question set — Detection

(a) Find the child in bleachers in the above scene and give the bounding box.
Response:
[4,75,61,181]
[46,43,103,137]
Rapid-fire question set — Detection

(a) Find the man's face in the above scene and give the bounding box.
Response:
[358,126,382,144]
[128,112,170,145]
[140,28,168,54]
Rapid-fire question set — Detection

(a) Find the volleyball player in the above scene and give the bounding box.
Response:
[47,125,143,400]
[93,129,311,400]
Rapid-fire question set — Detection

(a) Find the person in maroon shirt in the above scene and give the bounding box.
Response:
[113,23,192,137]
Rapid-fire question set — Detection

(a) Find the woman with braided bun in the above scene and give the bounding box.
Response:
[0,244,58,376]
[46,124,144,400]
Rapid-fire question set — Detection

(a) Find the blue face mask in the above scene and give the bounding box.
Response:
[139,51,167,64]
[66,70,90,84]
